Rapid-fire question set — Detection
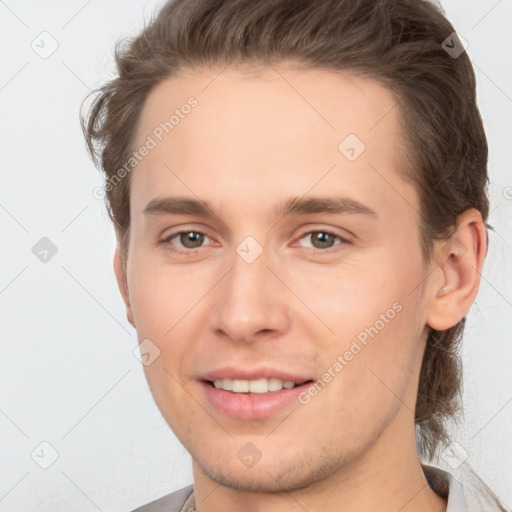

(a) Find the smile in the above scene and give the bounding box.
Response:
[210,377,311,394]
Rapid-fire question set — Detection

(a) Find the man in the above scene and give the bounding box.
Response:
[82,0,507,510]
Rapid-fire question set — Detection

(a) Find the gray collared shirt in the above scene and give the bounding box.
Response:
[130,464,469,511]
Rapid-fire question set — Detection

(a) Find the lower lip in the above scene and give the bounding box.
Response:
[200,381,311,420]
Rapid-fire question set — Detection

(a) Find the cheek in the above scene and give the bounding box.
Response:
[299,256,424,406]
[127,253,218,400]
[287,257,413,341]
[127,250,212,338]
[126,259,194,402]
[298,301,422,449]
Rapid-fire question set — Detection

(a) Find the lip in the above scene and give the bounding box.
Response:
[200,380,313,420]
[200,366,312,383]
[199,381,312,420]
[198,367,314,420]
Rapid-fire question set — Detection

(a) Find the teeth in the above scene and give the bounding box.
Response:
[232,379,249,392]
[212,378,303,393]
[221,379,233,391]
[268,378,284,391]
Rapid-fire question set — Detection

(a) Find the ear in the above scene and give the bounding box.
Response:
[425,209,487,331]
[113,245,136,328]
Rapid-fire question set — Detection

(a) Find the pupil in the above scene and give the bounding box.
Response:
[313,232,334,249]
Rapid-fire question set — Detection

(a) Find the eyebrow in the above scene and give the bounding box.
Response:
[276,196,377,217]
[143,197,215,217]
[143,196,377,218]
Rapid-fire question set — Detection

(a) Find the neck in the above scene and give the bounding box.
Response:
[191,408,447,512]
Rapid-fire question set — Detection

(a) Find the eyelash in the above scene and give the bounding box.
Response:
[160,229,349,254]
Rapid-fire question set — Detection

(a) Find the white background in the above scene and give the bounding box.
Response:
[0,1,511,510]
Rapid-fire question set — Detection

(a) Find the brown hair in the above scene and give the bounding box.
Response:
[81,0,490,460]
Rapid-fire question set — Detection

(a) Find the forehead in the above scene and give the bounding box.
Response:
[130,64,412,219]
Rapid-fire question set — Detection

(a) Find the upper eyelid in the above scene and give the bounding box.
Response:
[161,224,214,240]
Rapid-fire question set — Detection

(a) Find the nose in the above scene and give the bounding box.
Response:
[209,245,291,343]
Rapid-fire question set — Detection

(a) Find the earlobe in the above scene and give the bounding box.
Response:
[426,209,487,331]
[113,247,136,328]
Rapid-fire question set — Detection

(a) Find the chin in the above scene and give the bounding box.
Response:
[195,451,345,494]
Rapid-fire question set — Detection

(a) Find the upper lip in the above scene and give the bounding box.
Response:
[200,367,313,383]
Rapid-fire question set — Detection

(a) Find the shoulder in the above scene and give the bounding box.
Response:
[422,464,510,512]
[128,484,194,512]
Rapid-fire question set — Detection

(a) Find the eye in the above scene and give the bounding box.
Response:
[297,230,346,251]
[164,231,212,250]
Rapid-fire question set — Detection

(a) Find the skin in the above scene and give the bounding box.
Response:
[113,64,486,512]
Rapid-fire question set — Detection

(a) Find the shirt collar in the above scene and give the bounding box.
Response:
[422,463,469,511]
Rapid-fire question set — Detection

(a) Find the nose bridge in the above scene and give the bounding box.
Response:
[209,241,289,341]
[229,252,265,297]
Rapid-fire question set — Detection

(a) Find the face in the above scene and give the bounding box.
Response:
[120,65,434,491]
